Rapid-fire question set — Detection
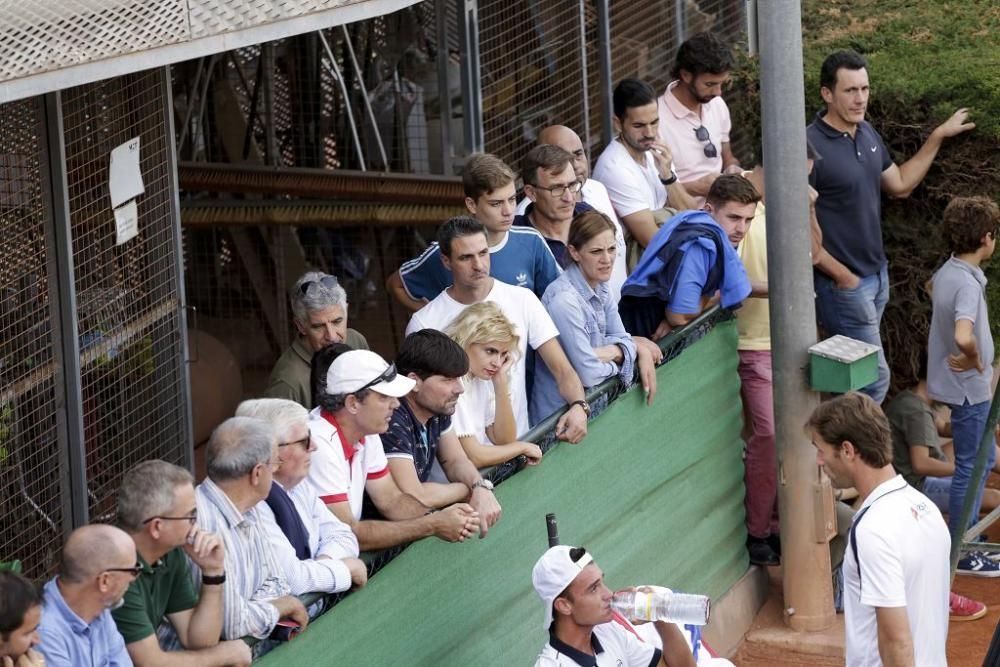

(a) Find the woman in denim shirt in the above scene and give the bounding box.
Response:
[531,210,660,424]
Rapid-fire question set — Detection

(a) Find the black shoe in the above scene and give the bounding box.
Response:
[766,533,782,557]
[747,537,780,566]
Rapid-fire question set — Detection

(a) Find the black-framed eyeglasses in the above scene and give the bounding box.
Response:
[105,562,143,577]
[299,275,339,296]
[279,430,312,451]
[533,180,583,198]
[355,363,397,394]
[694,126,718,159]
[142,512,197,526]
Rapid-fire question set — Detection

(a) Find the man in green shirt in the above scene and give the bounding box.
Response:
[266,271,370,409]
[113,460,252,666]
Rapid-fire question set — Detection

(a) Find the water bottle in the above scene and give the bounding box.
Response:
[611,585,711,625]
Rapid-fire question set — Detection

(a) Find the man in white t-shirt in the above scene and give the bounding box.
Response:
[592,78,697,251]
[807,393,949,667]
[518,125,628,303]
[406,217,589,441]
[532,545,695,667]
[657,32,742,206]
[307,349,480,550]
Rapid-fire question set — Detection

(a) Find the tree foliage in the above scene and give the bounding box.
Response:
[728,0,1000,392]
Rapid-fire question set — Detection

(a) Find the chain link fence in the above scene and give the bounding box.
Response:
[0,68,189,578]
[0,97,65,579]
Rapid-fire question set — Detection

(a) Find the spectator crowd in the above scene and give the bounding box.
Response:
[2,31,995,667]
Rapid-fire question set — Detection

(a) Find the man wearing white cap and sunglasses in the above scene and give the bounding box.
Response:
[532,546,695,667]
[306,349,479,550]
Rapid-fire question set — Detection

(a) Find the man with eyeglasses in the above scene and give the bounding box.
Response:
[192,417,309,647]
[266,271,370,409]
[37,524,139,666]
[111,460,251,666]
[656,32,742,206]
[518,125,628,304]
[593,78,697,258]
[515,144,592,269]
[236,398,368,597]
[308,349,482,550]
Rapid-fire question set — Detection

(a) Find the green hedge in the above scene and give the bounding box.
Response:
[728,0,1000,390]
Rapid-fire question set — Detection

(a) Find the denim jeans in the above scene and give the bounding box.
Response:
[814,263,890,403]
[921,475,952,514]
[947,400,996,534]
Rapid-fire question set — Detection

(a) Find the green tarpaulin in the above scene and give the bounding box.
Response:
[257,320,748,665]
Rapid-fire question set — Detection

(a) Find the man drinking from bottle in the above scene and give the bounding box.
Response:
[531,545,695,666]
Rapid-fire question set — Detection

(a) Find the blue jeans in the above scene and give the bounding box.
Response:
[814,264,890,403]
[947,400,996,534]
[921,476,952,514]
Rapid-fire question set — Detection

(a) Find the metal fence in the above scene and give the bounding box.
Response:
[0,68,190,579]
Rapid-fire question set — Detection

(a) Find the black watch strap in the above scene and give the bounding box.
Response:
[202,572,226,586]
[659,172,678,186]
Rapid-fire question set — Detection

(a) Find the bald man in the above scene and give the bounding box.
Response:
[38,524,138,666]
[517,125,628,303]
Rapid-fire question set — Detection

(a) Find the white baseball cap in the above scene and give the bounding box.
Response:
[532,545,594,629]
[326,350,415,397]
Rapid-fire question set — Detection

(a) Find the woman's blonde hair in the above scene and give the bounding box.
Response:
[445,302,521,365]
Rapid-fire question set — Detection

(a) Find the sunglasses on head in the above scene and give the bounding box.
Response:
[356,363,397,394]
[694,126,718,159]
[299,275,339,296]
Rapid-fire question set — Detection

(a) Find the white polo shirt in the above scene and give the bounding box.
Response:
[306,408,390,520]
[656,80,731,193]
[535,615,662,667]
[843,475,949,667]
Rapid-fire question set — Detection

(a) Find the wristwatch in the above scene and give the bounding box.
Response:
[471,478,494,492]
[659,171,678,186]
[201,572,226,586]
[569,399,591,416]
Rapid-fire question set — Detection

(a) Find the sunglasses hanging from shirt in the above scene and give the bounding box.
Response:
[694,126,718,159]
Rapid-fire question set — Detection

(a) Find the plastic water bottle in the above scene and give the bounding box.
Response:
[611,586,711,625]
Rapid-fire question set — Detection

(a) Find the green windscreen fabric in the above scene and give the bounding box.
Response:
[256,320,747,665]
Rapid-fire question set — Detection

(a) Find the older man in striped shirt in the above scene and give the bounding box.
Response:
[191,417,309,644]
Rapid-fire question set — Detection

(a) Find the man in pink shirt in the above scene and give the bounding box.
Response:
[657,32,742,204]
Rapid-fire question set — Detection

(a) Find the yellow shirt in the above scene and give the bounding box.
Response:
[736,202,770,351]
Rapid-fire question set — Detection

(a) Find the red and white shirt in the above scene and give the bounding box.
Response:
[307,408,390,520]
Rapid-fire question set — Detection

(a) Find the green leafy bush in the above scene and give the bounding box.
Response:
[729,0,1000,391]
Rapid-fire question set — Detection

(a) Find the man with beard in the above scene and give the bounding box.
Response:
[37,525,138,665]
[657,32,742,205]
[807,393,949,666]
[380,330,502,538]
[593,78,696,253]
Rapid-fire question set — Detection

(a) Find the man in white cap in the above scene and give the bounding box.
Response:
[307,349,480,551]
[532,545,695,667]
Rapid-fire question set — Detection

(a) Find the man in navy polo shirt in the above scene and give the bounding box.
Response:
[381,329,503,539]
[807,50,974,402]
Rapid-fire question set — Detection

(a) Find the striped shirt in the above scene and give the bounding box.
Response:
[191,479,291,640]
[257,478,360,596]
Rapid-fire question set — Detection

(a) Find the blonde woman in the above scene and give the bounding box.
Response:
[445,302,544,468]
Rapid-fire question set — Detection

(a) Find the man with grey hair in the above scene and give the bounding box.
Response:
[112,461,251,666]
[37,524,137,665]
[193,417,308,644]
[235,399,368,598]
[266,271,370,408]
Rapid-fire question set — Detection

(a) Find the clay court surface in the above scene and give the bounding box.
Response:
[732,567,997,665]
